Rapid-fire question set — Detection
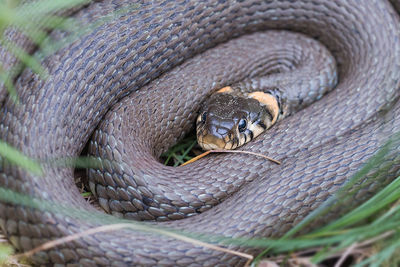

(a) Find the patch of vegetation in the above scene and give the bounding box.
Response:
[160,133,198,166]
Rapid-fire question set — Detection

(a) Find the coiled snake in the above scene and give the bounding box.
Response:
[1,0,400,266]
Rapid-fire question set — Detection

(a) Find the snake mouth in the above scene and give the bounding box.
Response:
[196,110,240,151]
[197,130,237,150]
[198,135,227,150]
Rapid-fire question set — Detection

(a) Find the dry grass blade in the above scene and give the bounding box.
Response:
[181,149,281,166]
[265,230,395,266]
[19,223,253,266]
[334,243,357,267]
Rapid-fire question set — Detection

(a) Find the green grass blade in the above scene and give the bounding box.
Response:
[1,39,48,78]
[15,0,90,17]
[283,135,394,238]
[316,175,400,232]
[0,141,42,175]
[0,64,18,103]
[0,243,14,265]
[356,237,400,267]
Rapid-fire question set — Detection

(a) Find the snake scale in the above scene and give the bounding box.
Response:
[1,0,400,266]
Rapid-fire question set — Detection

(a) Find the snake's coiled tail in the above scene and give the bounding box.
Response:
[1,0,400,266]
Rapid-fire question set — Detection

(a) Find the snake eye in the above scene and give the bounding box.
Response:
[238,119,247,132]
[201,112,207,123]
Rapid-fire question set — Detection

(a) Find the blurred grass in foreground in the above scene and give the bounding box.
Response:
[0,0,400,266]
[1,135,399,266]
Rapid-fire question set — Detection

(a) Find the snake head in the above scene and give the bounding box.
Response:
[196,92,273,150]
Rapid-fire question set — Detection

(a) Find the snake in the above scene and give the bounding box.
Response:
[194,35,337,151]
[1,0,400,266]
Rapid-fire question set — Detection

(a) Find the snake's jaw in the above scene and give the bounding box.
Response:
[196,120,234,150]
[198,135,227,150]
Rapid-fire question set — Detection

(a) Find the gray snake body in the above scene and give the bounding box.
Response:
[1,0,400,266]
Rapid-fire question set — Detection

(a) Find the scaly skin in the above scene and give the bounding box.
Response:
[1,0,400,265]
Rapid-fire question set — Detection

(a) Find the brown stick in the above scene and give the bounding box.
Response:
[181,149,281,166]
[19,223,253,265]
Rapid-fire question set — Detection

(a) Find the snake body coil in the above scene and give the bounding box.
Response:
[1,0,400,266]
[194,32,337,151]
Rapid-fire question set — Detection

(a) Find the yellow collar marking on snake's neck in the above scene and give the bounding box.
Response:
[248,91,279,124]
[216,86,233,93]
